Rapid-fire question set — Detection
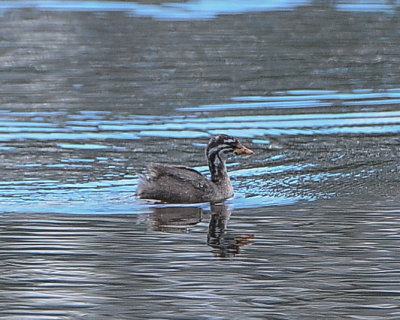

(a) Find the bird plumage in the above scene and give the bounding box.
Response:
[137,134,253,203]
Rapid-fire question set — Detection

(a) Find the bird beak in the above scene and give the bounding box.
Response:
[234,145,254,155]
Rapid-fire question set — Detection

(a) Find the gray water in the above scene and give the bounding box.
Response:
[1,1,400,319]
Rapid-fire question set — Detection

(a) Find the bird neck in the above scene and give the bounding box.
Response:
[208,151,228,183]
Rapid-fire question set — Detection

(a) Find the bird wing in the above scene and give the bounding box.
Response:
[137,163,215,203]
[147,163,211,191]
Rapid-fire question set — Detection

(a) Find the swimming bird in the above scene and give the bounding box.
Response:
[137,134,253,203]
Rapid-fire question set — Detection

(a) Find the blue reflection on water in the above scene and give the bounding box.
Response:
[139,130,209,138]
[0,132,139,141]
[2,87,400,214]
[0,183,305,215]
[58,143,111,150]
[0,1,310,20]
[232,91,400,102]
[230,164,316,178]
[178,100,332,111]
[0,1,398,20]
[2,89,400,142]
[337,2,397,14]
[179,90,400,111]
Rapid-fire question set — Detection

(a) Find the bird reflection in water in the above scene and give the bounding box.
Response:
[149,206,203,233]
[207,204,254,258]
[148,204,254,257]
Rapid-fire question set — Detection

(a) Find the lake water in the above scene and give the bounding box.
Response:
[1,1,400,319]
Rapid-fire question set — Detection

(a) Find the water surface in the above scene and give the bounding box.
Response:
[1,1,400,319]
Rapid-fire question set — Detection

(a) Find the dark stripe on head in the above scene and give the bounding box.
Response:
[207,144,234,182]
[206,135,242,182]
[207,144,231,158]
[207,135,239,154]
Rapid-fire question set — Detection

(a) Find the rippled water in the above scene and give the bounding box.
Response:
[2,87,400,213]
[1,1,400,319]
